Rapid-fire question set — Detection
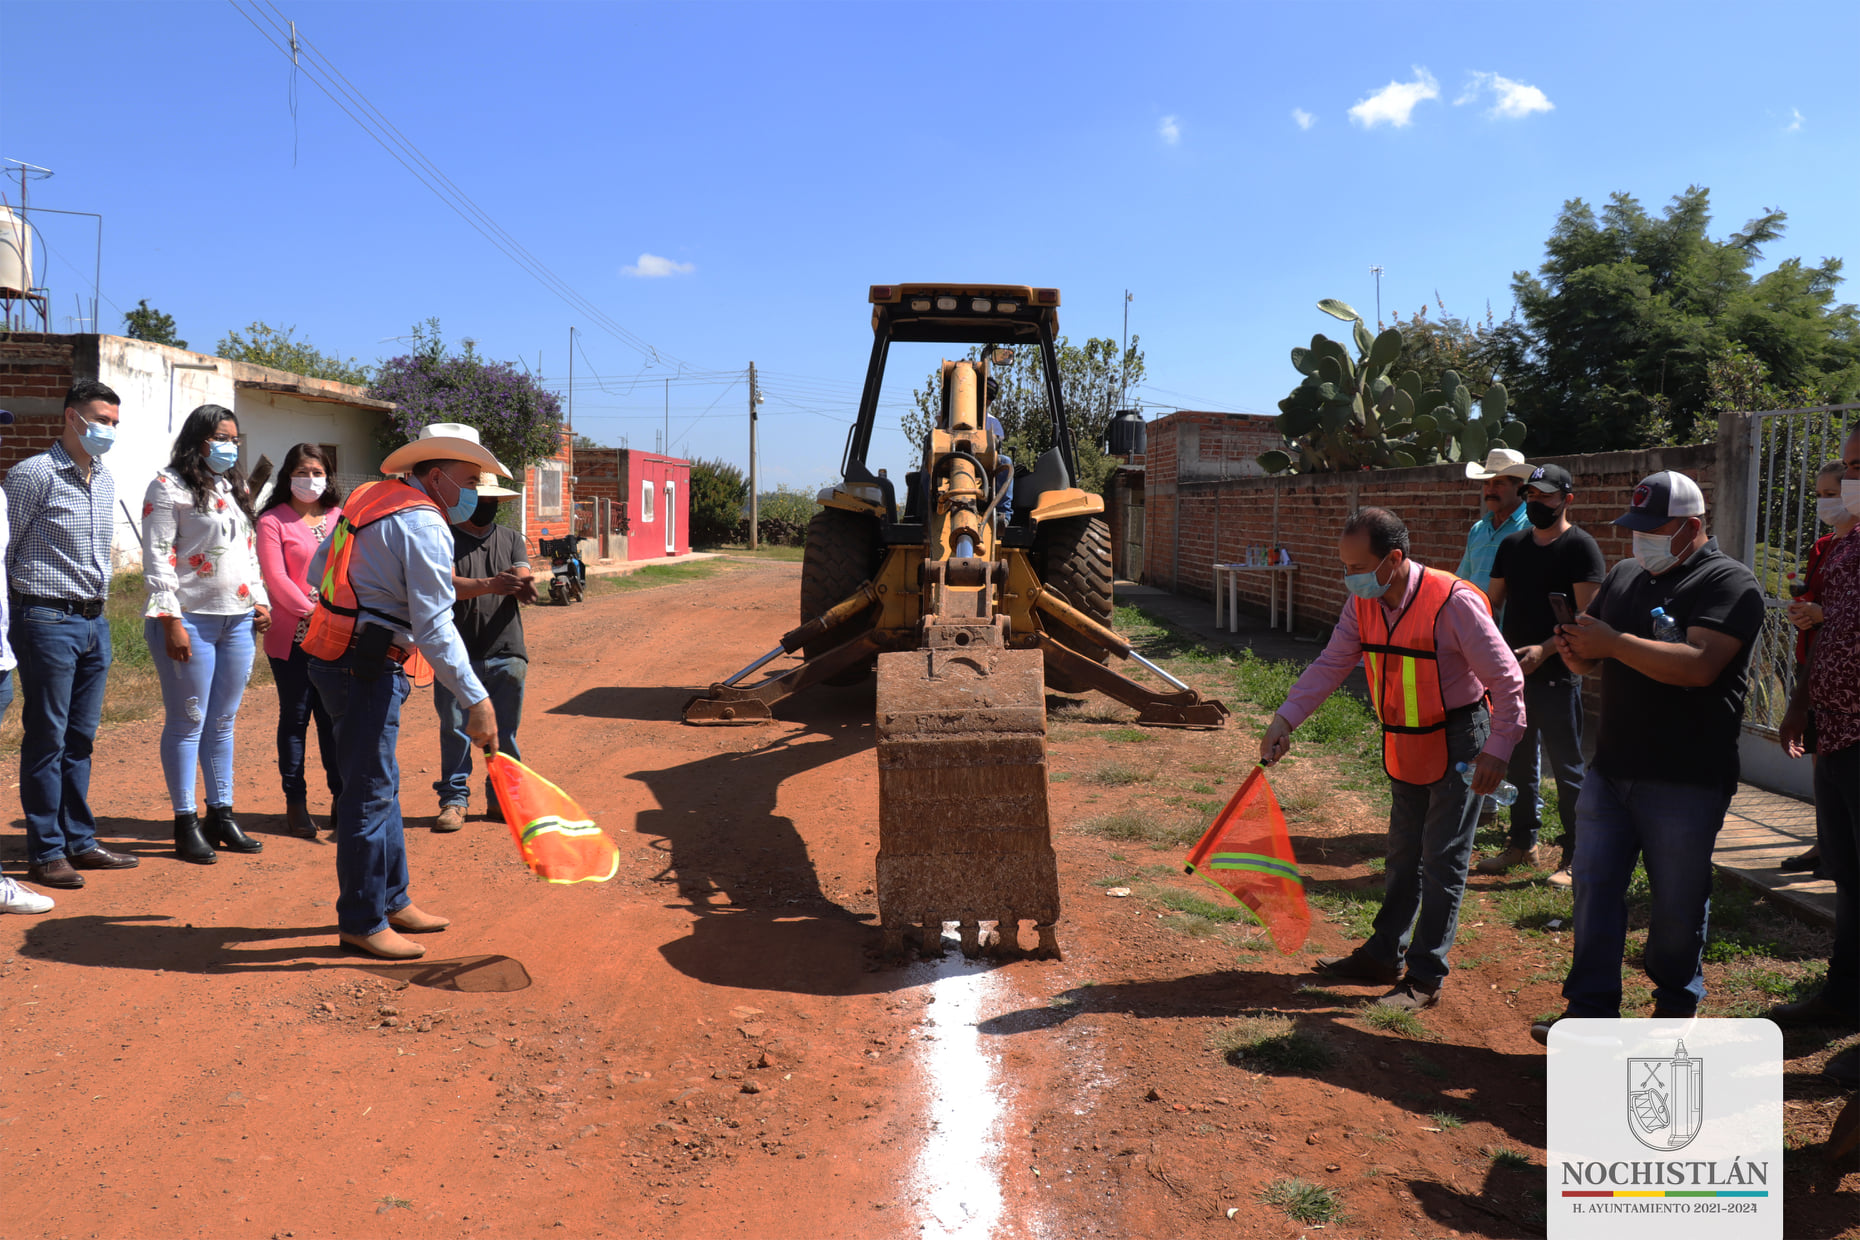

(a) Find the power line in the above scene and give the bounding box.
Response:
[227,0,694,370]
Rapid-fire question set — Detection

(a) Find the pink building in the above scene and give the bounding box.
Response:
[574,447,689,560]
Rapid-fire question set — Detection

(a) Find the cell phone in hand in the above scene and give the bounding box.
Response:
[1548,592,1576,628]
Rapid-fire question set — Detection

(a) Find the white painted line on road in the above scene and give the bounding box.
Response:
[913,926,1006,1239]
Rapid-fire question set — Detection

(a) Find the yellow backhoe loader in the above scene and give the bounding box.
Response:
[685,284,1228,958]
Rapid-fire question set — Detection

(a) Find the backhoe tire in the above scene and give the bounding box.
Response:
[1034,514,1115,694]
[800,506,883,684]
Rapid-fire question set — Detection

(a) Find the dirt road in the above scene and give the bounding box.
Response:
[3,561,1853,1239]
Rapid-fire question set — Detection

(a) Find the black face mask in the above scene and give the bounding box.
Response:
[1526,499,1563,529]
[469,498,500,528]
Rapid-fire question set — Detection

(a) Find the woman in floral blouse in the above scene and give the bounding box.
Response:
[254,443,344,839]
[141,404,272,864]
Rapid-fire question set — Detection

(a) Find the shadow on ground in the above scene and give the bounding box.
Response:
[14,914,531,991]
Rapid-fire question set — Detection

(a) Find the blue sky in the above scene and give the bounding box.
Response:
[5,1,1856,485]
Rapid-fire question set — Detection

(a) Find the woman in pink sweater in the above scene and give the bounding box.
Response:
[255,444,345,839]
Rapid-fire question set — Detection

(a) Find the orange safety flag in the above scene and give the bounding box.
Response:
[486,752,620,884]
[1183,766,1310,952]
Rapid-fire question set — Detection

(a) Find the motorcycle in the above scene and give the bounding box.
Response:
[537,530,585,605]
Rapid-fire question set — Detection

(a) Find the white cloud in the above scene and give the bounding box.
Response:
[1786,107,1804,132]
[1292,108,1315,131]
[1456,71,1554,118]
[1348,68,1440,129]
[622,253,694,278]
[1158,115,1180,145]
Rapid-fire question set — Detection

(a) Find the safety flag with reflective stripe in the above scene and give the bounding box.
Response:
[1183,766,1309,952]
[486,752,620,884]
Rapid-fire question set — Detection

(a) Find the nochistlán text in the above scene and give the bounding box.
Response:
[1560,1157,1771,1188]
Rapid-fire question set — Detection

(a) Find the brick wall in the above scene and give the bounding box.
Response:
[0,333,82,473]
[1144,406,1720,634]
[522,430,575,558]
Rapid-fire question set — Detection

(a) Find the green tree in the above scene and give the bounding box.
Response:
[1490,187,1860,454]
[218,321,374,386]
[124,299,186,348]
[1393,301,1501,401]
[901,335,1143,495]
[688,457,749,545]
[370,320,565,471]
[572,434,604,453]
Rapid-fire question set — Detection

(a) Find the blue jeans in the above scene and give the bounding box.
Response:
[146,612,255,813]
[433,655,525,808]
[270,644,341,803]
[1504,676,1586,853]
[1364,706,1489,988]
[308,650,414,937]
[0,666,13,725]
[12,606,111,864]
[1563,773,1732,1017]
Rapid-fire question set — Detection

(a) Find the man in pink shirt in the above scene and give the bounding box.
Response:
[1260,508,1525,1011]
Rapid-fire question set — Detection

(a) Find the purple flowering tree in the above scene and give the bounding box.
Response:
[370,319,565,470]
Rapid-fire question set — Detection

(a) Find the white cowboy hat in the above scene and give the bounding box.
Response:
[474,471,520,498]
[1464,447,1534,481]
[380,422,511,478]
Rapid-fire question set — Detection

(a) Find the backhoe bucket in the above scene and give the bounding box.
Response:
[874,643,1060,959]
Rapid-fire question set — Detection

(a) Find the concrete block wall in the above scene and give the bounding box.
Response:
[1144,405,1720,633]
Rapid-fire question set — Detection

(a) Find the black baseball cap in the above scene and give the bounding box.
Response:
[1523,463,1573,495]
[1613,470,1706,532]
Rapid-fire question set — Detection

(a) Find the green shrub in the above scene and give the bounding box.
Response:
[689,457,749,546]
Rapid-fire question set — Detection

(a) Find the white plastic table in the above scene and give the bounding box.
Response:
[1212,563,1297,633]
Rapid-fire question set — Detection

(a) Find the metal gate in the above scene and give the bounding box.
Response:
[1734,404,1860,737]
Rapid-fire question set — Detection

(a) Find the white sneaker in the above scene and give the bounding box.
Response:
[0,875,55,914]
[1547,868,1574,889]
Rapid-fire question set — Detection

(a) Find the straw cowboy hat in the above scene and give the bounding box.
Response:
[1463,447,1535,481]
[380,422,511,478]
[473,471,520,498]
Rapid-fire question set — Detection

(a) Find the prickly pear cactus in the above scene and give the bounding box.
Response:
[1258,300,1527,476]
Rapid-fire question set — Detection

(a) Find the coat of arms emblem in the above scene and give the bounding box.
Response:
[1627,1038,1704,1150]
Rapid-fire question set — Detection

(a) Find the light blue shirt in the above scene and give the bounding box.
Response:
[1455,503,1531,592]
[306,481,487,705]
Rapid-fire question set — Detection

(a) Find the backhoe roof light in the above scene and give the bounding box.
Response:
[910,298,932,311]
[869,285,899,303]
[971,298,992,312]
[1035,288,1060,305]
[935,296,959,311]
[995,300,1019,313]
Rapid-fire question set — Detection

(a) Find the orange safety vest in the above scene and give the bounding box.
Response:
[1354,565,1490,785]
[300,479,439,687]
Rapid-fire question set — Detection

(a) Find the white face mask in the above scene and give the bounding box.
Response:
[1845,478,1860,518]
[290,475,327,503]
[1817,495,1850,526]
[1633,529,1682,575]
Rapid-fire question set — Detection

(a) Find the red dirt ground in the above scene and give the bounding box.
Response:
[2,560,1854,1239]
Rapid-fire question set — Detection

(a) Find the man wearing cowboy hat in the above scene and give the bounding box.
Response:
[1457,447,1537,598]
[1456,448,1537,827]
[303,423,505,960]
[432,473,535,833]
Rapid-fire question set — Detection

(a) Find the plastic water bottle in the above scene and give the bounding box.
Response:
[1650,607,1684,643]
[1456,761,1519,807]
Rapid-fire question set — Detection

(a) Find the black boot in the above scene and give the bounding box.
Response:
[284,801,318,840]
[174,812,216,864]
[204,805,262,853]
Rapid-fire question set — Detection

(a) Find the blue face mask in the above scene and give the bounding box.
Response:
[205,441,240,474]
[77,418,116,457]
[427,470,480,524]
[1343,553,1394,600]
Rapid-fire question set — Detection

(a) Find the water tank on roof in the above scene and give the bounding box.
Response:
[0,207,33,297]
[1105,408,1147,457]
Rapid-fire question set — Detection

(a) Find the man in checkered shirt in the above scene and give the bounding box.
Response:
[4,379,141,891]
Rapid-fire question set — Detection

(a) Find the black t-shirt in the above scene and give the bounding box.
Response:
[1587,539,1765,788]
[451,524,529,663]
[1490,525,1607,682]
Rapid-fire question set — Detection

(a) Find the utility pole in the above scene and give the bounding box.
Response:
[663,377,669,457]
[748,361,759,550]
[1118,290,1132,409]
[1370,265,1384,328]
[567,326,574,433]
